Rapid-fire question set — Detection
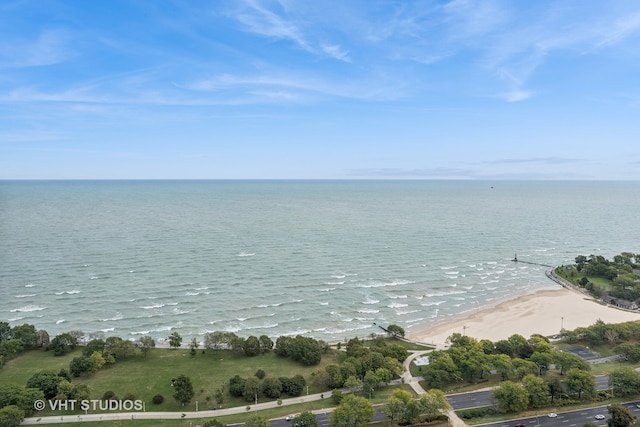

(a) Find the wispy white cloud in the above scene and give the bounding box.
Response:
[0,29,74,68]
[235,0,312,52]
[321,44,350,62]
[595,10,640,48]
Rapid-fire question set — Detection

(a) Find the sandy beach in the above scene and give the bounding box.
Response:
[407,286,640,347]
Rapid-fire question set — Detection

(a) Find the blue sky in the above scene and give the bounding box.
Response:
[1,0,639,180]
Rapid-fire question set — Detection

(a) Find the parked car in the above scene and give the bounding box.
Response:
[595,414,606,420]
[548,413,558,418]
[515,423,525,427]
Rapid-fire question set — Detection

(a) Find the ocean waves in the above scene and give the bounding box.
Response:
[3,180,637,342]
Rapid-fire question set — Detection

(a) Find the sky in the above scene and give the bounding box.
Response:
[1,0,639,180]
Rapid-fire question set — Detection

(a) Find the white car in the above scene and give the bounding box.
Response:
[285,415,294,421]
[548,413,558,418]
[595,414,606,420]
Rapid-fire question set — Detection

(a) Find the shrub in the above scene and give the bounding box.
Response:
[255,369,266,379]
[123,393,135,402]
[203,420,225,427]
[152,394,164,404]
[102,391,116,401]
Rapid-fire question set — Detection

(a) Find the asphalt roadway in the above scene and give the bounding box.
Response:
[446,374,611,410]
[477,401,640,427]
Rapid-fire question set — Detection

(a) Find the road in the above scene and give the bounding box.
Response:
[477,401,640,427]
[446,374,611,410]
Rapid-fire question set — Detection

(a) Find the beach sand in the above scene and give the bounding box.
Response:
[407,286,640,347]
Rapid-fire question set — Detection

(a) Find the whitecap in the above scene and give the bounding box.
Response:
[396,309,420,315]
[56,319,65,324]
[325,281,344,285]
[362,299,379,305]
[319,287,336,292]
[388,302,408,308]
[246,323,278,330]
[25,284,35,288]
[357,309,379,314]
[331,274,346,279]
[14,294,35,298]
[8,316,24,322]
[237,252,255,257]
[101,328,115,332]
[141,303,165,309]
[421,301,445,306]
[100,313,123,322]
[10,305,47,312]
[185,291,200,296]
[319,302,329,306]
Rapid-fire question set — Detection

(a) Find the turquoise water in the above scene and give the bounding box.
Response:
[1,180,638,343]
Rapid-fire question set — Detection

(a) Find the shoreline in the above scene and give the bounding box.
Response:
[406,285,640,347]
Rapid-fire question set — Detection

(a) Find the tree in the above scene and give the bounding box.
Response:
[492,354,514,381]
[168,332,182,349]
[243,377,261,403]
[329,394,374,427]
[104,336,134,360]
[138,336,155,357]
[607,403,637,427]
[420,388,451,421]
[522,374,550,408]
[386,324,405,338]
[244,415,270,427]
[229,375,246,397]
[243,336,261,357]
[0,340,23,360]
[189,337,199,356]
[26,371,64,400]
[0,405,24,427]
[609,367,640,396]
[35,330,50,348]
[343,376,363,394]
[292,411,318,427]
[383,395,407,424]
[258,335,273,353]
[172,374,194,406]
[10,324,37,349]
[279,375,305,397]
[49,333,77,356]
[262,377,282,399]
[492,381,529,413]
[565,368,596,400]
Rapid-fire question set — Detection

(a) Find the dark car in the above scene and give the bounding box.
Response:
[515,423,525,427]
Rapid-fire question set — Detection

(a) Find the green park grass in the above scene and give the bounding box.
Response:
[0,343,420,424]
[0,346,343,415]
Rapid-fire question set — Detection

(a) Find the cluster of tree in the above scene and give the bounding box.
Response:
[0,322,49,365]
[563,253,640,302]
[422,332,590,391]
[312,337,405,396]
[24,370,90,402]
[329,394,375,427]
[0,383,45,423]
[492,368,596,413]
[202,331,275,357]
[383,388,450,425]
[274,335,326,366]
[68,336,155,377]
[228,372,306,403]
[561,319,640,347]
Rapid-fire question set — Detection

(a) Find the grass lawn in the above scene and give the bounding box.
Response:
[0,347,342,415]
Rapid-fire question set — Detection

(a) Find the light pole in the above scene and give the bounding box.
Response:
[561,316,564,332]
